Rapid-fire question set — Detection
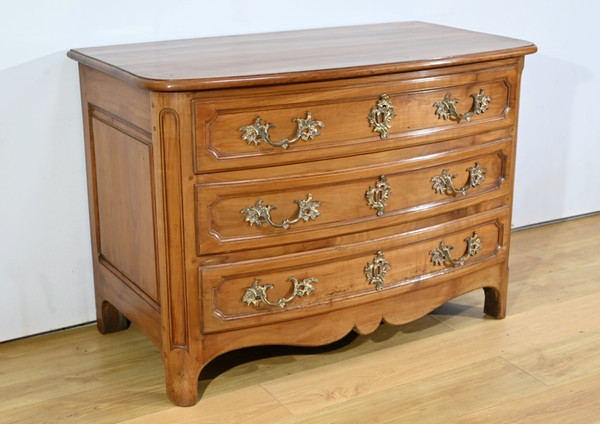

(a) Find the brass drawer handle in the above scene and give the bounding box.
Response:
[366,175,392,216]
[242,277,318,308]
[433,89,491,123]
[368,94,396,139]
[364,250,392,291]
[239,112,324,149]
[241,194,321,230]
[430,232,482,267]
[431,162,486,196]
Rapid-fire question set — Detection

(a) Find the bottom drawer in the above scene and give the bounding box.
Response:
[199,208,509,333]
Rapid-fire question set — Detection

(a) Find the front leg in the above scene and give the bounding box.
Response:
[483,263,508,319]
[164,348,204,406]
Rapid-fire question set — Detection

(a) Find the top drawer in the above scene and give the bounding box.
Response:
[193,60,521,173]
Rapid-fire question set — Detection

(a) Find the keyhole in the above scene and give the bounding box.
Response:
[374,189,383,203]
[373,263,382,278]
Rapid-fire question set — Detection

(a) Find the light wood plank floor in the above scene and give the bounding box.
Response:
[1,214,599,423]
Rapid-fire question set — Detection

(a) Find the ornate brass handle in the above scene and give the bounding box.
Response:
[433,89,491,123]
[241,194,321,230]
[365,175,392,216]
[364,251,392,291]
[368,94,396,139]
[242,277,318,308]
[430,232,482,267]
[239,112,324,149]
[431,162,486,196]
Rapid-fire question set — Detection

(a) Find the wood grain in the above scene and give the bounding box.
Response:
[192,61,518,173]
[67,23,534,405]
[117,385,292,424]
[0,326,168,424]
[200,210,507,333]
[92,116,158,302]
[440,372,600,424]
[1,214,598,423]
[275,358,546,424]
[260,291,600,415]
[196,142,510,254]
[67,22,536,91]
[502,321,600,386]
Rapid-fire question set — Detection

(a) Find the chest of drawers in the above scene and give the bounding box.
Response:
[68,22,536,406]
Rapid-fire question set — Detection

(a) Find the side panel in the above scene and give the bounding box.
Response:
[78,65,162,345]
[91,113,158,302]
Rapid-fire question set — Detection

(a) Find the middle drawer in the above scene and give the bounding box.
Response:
[195,138,512,255]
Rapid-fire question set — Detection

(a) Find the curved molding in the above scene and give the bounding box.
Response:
[196,145,509,256]
[202,264,507,362]
[205,212,507,332]
[192,73,517,175]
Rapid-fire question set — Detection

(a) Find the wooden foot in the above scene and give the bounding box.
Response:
[97,300,130,334]
[483,261,509,319]
[483,285,507,319]
[164,351,202,407]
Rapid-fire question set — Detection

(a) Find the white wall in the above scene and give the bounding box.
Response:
[1,0,598,341]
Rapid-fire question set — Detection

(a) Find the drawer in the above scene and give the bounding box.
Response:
[193,60,520,173]
[199,208,509,333]
[195,138,512,255]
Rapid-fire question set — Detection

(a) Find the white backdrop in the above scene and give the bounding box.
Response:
[1,0,598,341]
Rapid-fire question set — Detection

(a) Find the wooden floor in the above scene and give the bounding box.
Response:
[1,214,600,424]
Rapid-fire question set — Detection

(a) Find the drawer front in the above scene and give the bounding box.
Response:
[195,139,512,255]
[199,208,509,333]
[193,61,520,173]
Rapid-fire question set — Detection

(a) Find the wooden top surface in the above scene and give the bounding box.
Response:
[67,21,536,91]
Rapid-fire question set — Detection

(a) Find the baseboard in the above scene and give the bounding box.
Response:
[0,321,96,345]
[513,210,600,232]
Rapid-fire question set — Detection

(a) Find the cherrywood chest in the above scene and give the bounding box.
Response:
[68,22,536,406]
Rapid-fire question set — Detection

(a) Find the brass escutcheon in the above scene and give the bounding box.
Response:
[365,175,392,216]
[364,251,392,291]
[368,94,396,139]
